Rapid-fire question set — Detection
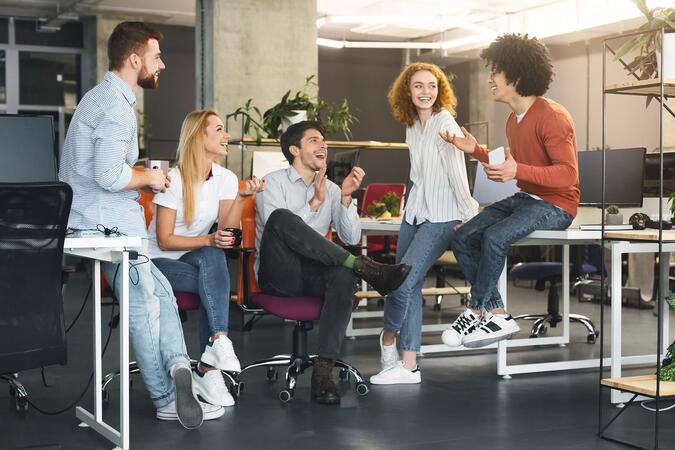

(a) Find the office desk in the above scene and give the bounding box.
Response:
[64,235,142,450]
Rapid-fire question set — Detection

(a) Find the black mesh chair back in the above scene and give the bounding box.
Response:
[0,182,72,373]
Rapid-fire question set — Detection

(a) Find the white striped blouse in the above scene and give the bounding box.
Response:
[404,109,478,225]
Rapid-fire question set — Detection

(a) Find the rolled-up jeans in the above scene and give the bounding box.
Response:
[102,254,190,409]
[452,193,573,312]
[153,246,231,350]
[383,217,460,353]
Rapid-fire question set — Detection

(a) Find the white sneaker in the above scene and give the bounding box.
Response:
[192,369,235,407]
[462,313,520,348]
[156,399,224,422]
[379,329,399,370]
[200,335,241,372]
[369,361,421,385]
[442,308,482,347]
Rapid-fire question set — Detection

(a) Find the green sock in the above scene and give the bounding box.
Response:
[342,254,356,269]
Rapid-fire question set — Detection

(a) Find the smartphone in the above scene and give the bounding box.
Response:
[488,146,505,165]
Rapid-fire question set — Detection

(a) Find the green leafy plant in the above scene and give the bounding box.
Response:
[668,191,675,220]
[366,191,401,218]
[225,98,266,146]
[659,340,675,381]
[606,205,620,215]
[228,75,359,142]
[613,0,675,81]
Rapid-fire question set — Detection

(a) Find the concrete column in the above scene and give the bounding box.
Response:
[198,0,318,178]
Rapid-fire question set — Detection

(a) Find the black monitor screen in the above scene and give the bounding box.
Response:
[643,152,675,197]
[0,114,57,182]
[578,148,645,207]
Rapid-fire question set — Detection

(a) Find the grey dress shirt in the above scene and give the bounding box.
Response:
[254,165,361,276]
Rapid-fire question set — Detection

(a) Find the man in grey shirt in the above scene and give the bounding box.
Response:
[255,121,411,405]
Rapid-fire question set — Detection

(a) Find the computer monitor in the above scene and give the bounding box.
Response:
[0,114,57,182]
[578,148,645,207]
[642,152,675,197]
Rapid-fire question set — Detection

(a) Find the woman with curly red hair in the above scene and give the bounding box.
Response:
[370,63,477,385]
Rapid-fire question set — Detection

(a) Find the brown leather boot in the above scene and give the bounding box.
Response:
[311,358,340,405]
[353,255,411,296]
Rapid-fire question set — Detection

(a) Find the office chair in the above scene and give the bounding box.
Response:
[237,196,369,402]
[0,182,73,412]
[509,245,600,343]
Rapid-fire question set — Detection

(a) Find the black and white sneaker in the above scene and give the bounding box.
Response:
[441,308,481,347]
[463,313,520,348]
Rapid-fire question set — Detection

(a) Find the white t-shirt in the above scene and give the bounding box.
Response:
[147,163,238,260]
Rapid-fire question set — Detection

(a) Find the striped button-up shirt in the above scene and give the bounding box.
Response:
[59,71,146,237]
[404,109,478,225]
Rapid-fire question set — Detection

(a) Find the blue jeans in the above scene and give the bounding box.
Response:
[102,254,190,409]
[153,247,231,350]
[452,193,573,311]
[384,217,460,353]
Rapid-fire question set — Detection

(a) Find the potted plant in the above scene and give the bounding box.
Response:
[228,75,359,142]
[613,0,675,82]
[605,205,623,225]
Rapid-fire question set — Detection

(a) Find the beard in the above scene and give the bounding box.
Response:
[138,65,159,89]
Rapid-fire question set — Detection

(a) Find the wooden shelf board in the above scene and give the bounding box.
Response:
[604,229,675,242]
[604,78,675,96]
[601,375,675,397]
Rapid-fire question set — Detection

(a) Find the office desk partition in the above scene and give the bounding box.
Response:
[64,235,142,450]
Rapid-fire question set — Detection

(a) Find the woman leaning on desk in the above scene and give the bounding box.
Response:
[369,63,478,386]
[147,109,264,407]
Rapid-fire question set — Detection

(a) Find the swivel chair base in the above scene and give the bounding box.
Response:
[513,313,599,343]
[3,373,29,412]
[239,321,369,402]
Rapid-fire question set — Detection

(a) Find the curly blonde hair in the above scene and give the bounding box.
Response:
[387,63,457,127]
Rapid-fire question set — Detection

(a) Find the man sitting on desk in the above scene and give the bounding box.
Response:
[440,33,579,348]
[256,121,411,405]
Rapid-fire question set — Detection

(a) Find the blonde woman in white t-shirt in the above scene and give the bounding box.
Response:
[148,109,264,407]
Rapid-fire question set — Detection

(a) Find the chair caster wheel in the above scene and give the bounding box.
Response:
[229,382,243,398]
[279,389,294,402]
[266,367,278,382]
[587,334,597,344]
[102,390,109,402]
[15,396,28,412]
[338,368,349,382]
[433,304,441,312]
[356,382,369,396]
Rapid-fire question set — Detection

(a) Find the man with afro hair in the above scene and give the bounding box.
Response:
[440,33,579,349]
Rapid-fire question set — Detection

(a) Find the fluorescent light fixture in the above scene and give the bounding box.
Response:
[440,33,496,50]
[344,41,440,49]
[318,15,494,34]
[316,38,345,48]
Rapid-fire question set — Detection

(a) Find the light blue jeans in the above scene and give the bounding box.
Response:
[383,217,461,353]
[153,247,231,350]
[102,254,190,409]
[452,193,573,311]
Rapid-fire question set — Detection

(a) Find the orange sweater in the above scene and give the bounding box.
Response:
[472,97,579,218]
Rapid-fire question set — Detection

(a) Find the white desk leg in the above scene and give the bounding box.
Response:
[610,245,623,404]
[93,260,102,421]
[659,252,670,357]
[120,251,130,450]
[497,263,509,378]
[562,245,570,344]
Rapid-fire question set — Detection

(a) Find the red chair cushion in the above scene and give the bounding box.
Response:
[251,294,360,321]
[175,291,201,311]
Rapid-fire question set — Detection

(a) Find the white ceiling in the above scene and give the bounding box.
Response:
[0,0,661,56]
